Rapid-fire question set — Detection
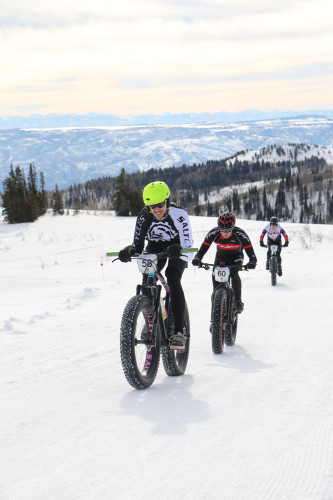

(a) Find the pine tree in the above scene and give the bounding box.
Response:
[194,204,201,216]
[207,200,213,216]
[113,168,132,216]
[73,200,81,215]
[129,189,143,215]
[38,172,48,216]
[52,185,64,215]
[275,180,286,219]
[2,166,18,223]
[15,166,29,222]
[113,168,143,216]
[2,166,28,223]
[27,163,39,222]
[2,164,47,224]
[285,168,293,190]
[232,190,240,212]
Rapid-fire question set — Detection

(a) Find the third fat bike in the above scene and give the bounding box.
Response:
[263,242,287,286]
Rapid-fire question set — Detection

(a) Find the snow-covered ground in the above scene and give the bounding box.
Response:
[227,143,333,166]
[1,211,333,500]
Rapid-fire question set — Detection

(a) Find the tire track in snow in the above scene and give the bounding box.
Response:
[1,287,101,333]
[255,385,333,500]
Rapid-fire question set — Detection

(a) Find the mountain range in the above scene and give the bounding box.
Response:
[1,110,333,128]
[1,116,333,190]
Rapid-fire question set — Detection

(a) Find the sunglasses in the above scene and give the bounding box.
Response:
[149,200,166,209]
[220,228,233,233]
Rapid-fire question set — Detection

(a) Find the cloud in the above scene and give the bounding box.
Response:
[0,0,333,115]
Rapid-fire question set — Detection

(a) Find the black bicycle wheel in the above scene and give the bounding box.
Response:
[270,256,277,286]
[225,293,238,346]
[120,295,160,389]
[211,288,227,354]
[161,302,190,376]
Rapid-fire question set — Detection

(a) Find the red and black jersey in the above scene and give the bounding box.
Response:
[196,225,256,262]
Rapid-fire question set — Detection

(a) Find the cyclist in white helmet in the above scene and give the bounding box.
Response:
[260,216,289,276]
[118,181,193,349]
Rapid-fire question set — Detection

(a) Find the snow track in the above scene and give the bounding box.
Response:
[1,213,333,500]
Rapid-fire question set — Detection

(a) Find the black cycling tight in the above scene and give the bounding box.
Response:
[157,258,187,333]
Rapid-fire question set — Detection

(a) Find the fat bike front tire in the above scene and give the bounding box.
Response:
[120,295,160,390]
[211,288,228,354]
[161,302,190,376]
[270,256,277,286]
[225,294,238,346]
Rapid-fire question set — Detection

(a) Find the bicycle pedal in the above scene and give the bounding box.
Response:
[169,344,186,351]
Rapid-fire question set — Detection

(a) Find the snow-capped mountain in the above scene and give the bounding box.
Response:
[228,143,333,165]
[1,116,333,190]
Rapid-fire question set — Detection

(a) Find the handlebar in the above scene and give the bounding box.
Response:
[198,262,248,271]
[260,243,288,248]
[107,247,198,262]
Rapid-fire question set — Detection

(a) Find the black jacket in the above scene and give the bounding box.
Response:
[131,203,193,262]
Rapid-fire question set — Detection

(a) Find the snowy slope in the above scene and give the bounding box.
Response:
[1,116,333,189]
[1,212,333,500]
[228,143,333,165]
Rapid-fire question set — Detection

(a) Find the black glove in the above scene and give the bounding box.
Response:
[167,243,182,259]
[192,257,202,267]
[260,241,265,247]
[284,241,289,247]
[246,257,257,270]
[118,245,135,263]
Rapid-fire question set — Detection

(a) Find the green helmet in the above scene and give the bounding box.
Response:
[142,181,170,206]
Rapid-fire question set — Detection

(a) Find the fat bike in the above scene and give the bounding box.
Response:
[198,262,248,354]
[108,249,196,389]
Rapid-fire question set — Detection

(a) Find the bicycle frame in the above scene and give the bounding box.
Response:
[135,253,171,347]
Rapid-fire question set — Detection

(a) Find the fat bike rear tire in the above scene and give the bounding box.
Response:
[225,294,238,346]
[270,256,277,286]
[161,302,190,376]
[120,295,160,390]
[211,288,227,354]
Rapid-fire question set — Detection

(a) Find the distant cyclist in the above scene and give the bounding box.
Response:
[118,181,193,350]
[260,216,289,276]
[192,211,257,313]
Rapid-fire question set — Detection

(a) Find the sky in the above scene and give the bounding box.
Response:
[1,0,333,117]
[1,211,333,499]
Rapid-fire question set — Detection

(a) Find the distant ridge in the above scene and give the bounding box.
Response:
[1,110,333,129]
[1,116,333,190]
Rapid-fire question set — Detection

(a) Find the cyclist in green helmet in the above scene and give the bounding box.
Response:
[118,181,193,349]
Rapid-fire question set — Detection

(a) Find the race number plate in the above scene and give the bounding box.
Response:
[137,254,158,274]
[214,266,230,282]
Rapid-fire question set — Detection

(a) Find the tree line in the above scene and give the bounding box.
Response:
[59,145,333,224]
[2,143,333,224]
[1,164,65,223]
